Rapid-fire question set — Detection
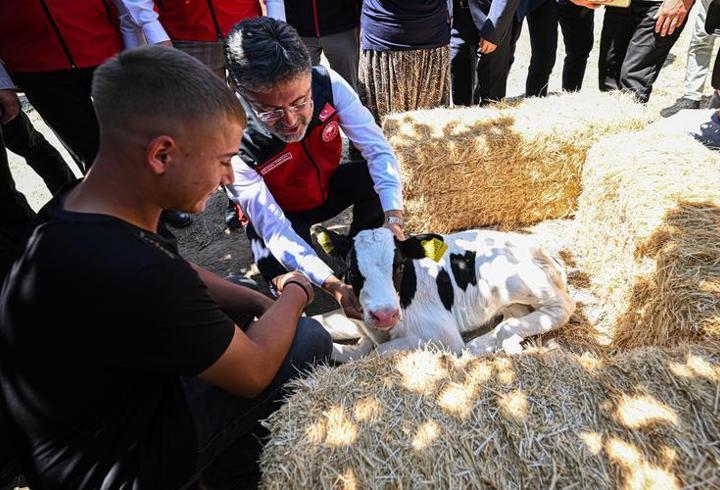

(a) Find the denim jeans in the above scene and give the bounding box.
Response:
[183,316,332,489]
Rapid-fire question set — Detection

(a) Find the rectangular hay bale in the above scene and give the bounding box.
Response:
[382,92,647,233]
[574,129,720,349]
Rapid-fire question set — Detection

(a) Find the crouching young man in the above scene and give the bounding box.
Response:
[0,46,331,489]
[224,17,406,319]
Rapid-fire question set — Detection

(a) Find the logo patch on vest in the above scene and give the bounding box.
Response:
[259,151,293,175]
[322,121,339,143]
[318,103,336,122]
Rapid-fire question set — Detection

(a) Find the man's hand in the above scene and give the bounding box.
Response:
[273,271,314,305]
[156,40,174,48]
[323,275,363,319]
[383,210,405,240]
[568,0,609,9]
[478,38,498,55]
[0,89,20,124]
[655,0,692,36]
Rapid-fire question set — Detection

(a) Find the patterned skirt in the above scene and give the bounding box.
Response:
[358,44,451,124]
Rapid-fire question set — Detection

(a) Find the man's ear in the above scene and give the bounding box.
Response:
[146,135,176,175]
[395,233,446,260]
[314,226,352,259]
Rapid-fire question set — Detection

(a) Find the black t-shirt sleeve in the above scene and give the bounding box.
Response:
[87,259,236,377]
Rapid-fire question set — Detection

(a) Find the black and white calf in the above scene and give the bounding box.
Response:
[320,227,575,361]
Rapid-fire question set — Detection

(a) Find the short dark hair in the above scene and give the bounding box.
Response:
[225,17,312,94]
[92,45,246,131]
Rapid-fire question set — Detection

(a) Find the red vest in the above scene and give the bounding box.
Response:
[156,0,261,42]
[240,67,343,213]
[0,0,122,73]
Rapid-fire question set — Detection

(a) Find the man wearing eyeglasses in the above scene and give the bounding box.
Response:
[224,17,405,320]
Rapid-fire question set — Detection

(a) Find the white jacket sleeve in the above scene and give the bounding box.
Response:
[119,0,170,46]
[329,69,404,212]
[0,62,14,90]
[265,0,286,20]
[226,155,334,287]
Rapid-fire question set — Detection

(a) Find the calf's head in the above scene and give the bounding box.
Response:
[317,227,444,331]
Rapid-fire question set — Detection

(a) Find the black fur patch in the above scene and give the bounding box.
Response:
[436,268,454,311]
[345,248,365,297]
[450,251,477,291]
[399,260,417,309]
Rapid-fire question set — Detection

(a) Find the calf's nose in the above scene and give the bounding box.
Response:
[369,308,400,328]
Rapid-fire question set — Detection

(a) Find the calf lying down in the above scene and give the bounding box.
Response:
[319,227,575,362]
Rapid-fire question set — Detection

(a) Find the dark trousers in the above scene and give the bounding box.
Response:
[185,316,332,489]
[451,0,523,105]
[246,161,384,285]
[3,111,75,194]
[13,67,99,173]
[526,0,595,96]
[599,1,685,103]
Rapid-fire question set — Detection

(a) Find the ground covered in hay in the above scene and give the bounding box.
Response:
[261,345,720,489]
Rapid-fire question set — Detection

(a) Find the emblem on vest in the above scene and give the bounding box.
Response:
[322,121,339,143]
[259,151,293,175]
[319,102,336,122]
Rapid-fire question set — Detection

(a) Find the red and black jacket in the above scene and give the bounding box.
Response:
[0,0,122,73]
[155,0,261,42]
[284,0,360,38]
[239,66,343,213]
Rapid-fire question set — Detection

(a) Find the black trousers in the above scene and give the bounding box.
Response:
[13,67,99,173]
[525,0,595,96]
[246,160,384,285]
[450,0,523,105]
[3,111,75,194]
[599,1,685,103]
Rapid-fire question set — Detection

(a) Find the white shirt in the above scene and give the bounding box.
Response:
[226,69,404,287]
[116,0,171,48]
[265,0,286,20]
[0,62,14,90]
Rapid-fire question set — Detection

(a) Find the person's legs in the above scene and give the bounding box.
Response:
[475,18,523,104]
[450,0,480,106]
[319,28,360,92]
[526,0,559,97]
[618,1,686,103]
[13,68,98,173]
[2,110,75,194]
[559,1,594,92]
[598,5,637,92]
[684,0,716,101]
[184,317,332,489]
[300,36,323,66]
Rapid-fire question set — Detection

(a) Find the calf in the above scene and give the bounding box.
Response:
[319,227,575,361]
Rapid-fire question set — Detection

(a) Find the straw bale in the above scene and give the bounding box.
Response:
[382,91,647,233]
[261,345,720,489]
[574,129,720,349]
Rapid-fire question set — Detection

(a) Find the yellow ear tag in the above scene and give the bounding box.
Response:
[316,230,335,255]
[421,238,448,262]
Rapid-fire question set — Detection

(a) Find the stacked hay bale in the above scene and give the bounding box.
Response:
[261,346,720,489]
[382,92,647,234]
[574,130,720,349]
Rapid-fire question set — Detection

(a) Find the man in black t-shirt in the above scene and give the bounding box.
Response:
[0,45,332,489]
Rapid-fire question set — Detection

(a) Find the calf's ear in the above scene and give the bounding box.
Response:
[314,226,352,259]
[395,233,447,261]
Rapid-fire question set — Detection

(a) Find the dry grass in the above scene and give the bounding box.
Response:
[574,129,720,349]
[382,91,648,234]
[261,345,720,489]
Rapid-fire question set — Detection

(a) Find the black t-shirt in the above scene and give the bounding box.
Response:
[361,0,450,51]
[0,189,235,488]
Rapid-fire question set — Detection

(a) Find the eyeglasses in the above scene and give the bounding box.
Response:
[252,98,314,123]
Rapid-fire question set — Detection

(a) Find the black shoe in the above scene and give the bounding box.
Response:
[709,92,720,109]
[691,111,720,149]
[660,97,701,117]
[225,199,242,231]
[161,209,193,228]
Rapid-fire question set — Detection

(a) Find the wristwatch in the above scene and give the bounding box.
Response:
[385,216,404,227]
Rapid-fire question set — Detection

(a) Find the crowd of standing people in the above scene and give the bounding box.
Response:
[0,0,717,489]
